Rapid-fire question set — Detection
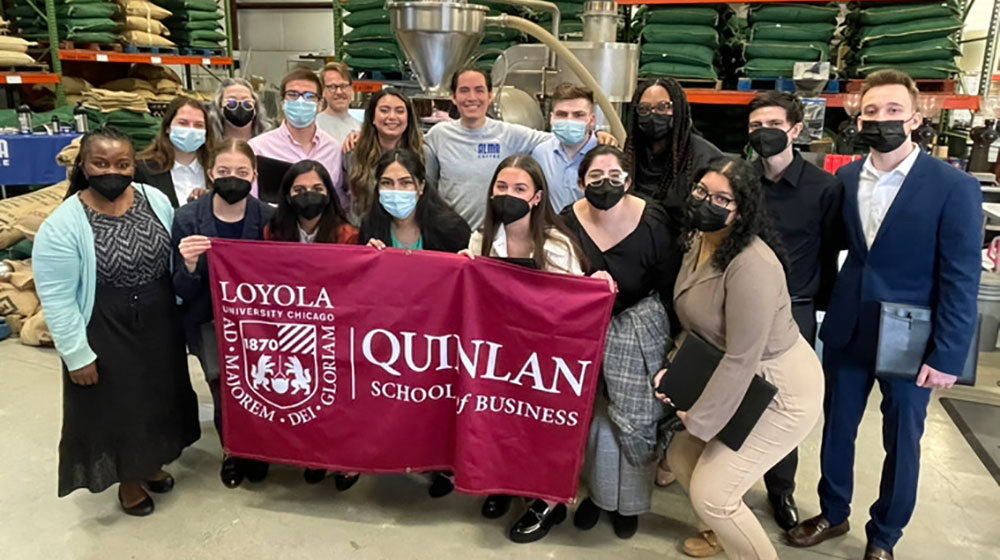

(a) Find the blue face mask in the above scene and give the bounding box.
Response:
[551,119,589,146]
[284,99,318,128]
[169,126,206,153]
[380,189,418,219]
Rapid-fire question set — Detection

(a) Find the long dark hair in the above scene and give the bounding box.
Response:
[623,78,696,201]
[681,156,786,272]
[66,126,136,199]
[359,149,470,251]
[139,96,216,175]
[269,160,350,243]
[348,89,425,219]
[480,155,588,272]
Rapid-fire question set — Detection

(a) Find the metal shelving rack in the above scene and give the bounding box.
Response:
[15,0,237,107]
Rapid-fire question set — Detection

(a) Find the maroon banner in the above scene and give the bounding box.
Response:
[208,240,615,502]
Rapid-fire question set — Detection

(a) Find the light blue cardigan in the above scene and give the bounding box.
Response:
[32,185,175,371]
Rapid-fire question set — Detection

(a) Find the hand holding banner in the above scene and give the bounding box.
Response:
[208,240,615,502]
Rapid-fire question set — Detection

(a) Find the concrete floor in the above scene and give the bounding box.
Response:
[2,338,999,560]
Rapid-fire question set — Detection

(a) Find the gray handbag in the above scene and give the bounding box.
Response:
[875,302,979,386]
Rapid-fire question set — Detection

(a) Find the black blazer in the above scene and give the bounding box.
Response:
[171,193,275,351]
[359,208,471,253]
[135,159,180,207]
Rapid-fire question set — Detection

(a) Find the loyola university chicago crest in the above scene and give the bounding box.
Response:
[217,281,340,427]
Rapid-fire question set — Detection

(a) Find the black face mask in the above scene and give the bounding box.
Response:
[213,177,252,204]
[490,195,531,226]
[88,172,132,201]
[289,191,328,220]
[859,119,910,153]
[690,199,731,233]
[749,128,790,158]
[637,113,673,140]
[585,179,626,211]
[224,105,255,128]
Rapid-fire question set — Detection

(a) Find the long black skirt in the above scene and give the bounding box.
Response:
[58,276,200,497]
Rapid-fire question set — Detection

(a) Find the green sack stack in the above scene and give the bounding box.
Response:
[154,0,225,52]
[742,3,839,79]
[847,1,962,79]
[11,0,123,45]
[636,5,724,82]
[342,0,404,75]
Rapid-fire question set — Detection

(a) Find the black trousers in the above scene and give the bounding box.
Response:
[763,301,817,496]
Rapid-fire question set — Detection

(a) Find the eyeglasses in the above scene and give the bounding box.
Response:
[691,183,735,209]
[284,90,319,102]
[636,101,673,117]
[224,98,254,111]
[325,83,352,93]
[585,170,628,187]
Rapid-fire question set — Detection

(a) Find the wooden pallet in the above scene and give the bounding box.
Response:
[846,79,957,93]
[0,63,49,73]
[738,77,841,94]
[56,41,123,52]
[179,47,226,57]
[123,44,180,55]
[640,77,723,90]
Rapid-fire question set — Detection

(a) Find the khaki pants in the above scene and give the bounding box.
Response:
[668,337,823,560]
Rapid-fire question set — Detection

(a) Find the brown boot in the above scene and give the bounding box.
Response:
[786,515,849,547]
[683,530,724,558]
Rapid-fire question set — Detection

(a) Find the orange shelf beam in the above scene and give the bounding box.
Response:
[0,72,60,85]
[686,89,980,111]
[58,49,233,67]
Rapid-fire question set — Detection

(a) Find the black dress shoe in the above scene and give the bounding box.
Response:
[611,511,638,539]
[573,497,602,530]
[334,473,360,491]
[768,492,799,531]
[428,472,454,498]
[481,494,513,519]
[145,472,174,494]
[304,469,327,484]
[118,487,155,517]
[220,457,244,488]
[243,459,269,483]
[508,500,567,543]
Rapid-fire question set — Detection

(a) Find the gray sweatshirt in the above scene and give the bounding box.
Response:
[425,118,551,229]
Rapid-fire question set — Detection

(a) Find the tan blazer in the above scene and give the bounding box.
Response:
[673,235,801,441]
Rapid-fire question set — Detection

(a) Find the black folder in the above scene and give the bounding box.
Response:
[256,156,294,204]
[875,302,979,386]
[656,330,778,451]
[498,257,539,270]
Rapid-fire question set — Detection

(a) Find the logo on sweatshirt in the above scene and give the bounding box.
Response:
[477,143,501,159]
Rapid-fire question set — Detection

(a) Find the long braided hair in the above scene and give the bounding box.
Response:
[623,78,696,202]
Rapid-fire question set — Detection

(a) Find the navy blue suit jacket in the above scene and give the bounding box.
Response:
[818,150,982,375]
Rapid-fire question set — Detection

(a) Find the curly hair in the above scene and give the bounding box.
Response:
[622,78,695,202]
[680,156,787,272]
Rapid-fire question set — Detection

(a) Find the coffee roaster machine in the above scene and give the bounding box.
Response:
[386,0,636,143]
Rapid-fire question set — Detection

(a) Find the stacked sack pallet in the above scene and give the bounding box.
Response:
[532,0,585,39]
[81,87,161,148]
[116,0,175,50]
[10,0,122,46]
[472,1,525,73]
[342,0,404,76]
[847,0,962,79]
[743,3,840,79]
[156,0,225,53]
[0,33,39,69]
[635,4,723,82]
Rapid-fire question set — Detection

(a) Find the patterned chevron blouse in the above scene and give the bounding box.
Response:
[83,189,171,288]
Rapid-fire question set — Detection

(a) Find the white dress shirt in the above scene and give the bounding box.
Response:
[170,158,206,206]
[298,224,317,244]
[857,144,921,248]
[467,226,584,275]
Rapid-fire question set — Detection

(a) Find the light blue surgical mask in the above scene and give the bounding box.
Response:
[380,189,418,219]
[169,126,206,153]
[284,99,318,128]
[551,119,589,146]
